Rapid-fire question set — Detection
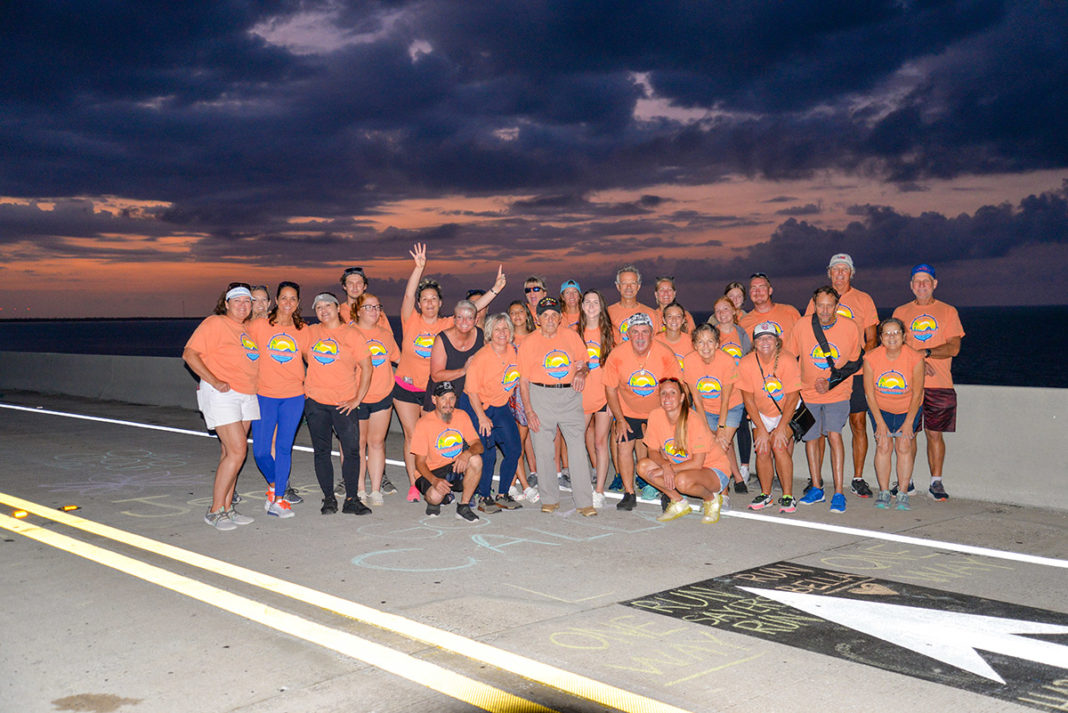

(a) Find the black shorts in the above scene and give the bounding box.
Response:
[922,388,957,432]
[621,416,647,443]
[357,393,393,420]
[415,465,465,496]
[849,373,867,414]
[392,382,426,405]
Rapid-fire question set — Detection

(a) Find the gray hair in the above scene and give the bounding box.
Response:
[616,264,642,284]
[454,299,477,317]
[483,313,515,342]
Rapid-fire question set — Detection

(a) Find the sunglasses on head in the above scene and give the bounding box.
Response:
[750,272,769,280]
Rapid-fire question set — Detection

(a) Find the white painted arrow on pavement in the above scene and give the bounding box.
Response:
[740,586,1068,684]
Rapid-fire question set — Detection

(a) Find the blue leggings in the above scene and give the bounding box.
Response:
[252,394,305,498]
[476,403,522,498]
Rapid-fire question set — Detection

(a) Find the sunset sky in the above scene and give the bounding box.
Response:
[2,1,1066,318]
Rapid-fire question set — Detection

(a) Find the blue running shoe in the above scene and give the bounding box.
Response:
[829,492,846,513]
[798,487,825,505]
[640,484,659,501]
[608,474,624,492]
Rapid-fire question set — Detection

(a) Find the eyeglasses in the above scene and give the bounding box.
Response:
[524,286,544,294]
[360,304,382,311]
[881,330,903,337]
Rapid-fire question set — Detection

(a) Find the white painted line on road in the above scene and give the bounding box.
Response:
[0,512,556,713]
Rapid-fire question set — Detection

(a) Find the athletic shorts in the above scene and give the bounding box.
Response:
[196,380,259,430]
[849,373,867,414]
[392,381,426,405]
[620,416,647,443]
[357,393,393,420]
[922,387,957,432]
[415,465,465,498]
[801,400,849,441]
[704,404,744,431]
[872,409,923,436]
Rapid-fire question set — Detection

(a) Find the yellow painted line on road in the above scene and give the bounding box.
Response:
[0,491,696,713]
[0,512,553,713]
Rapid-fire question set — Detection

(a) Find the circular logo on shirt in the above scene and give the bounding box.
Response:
[910,314,937,343]
[311,338,339,365]
[240,333,259,361]
[836,304,856,319]
[502,365,520,393]
[663,438,688,464]
[722,344,743,360]
[544,350,571,379]
[763,375,784,402]
[619,321,631,342]
[414,334,435,358]
[695,376,722,400]
[267,334,297,364]
[586,341,601,370]
[367,339,388,367]
[876,369,908,396]
[628,369,657,397]
[435,429,464,459]
[809,342,840,370]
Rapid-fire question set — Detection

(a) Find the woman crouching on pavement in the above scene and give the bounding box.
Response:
[637,377,731,524]
[183,283,261,531]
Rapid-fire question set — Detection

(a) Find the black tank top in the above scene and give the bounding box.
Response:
[422,327,483,411]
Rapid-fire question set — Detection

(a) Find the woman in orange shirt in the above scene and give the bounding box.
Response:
[352,292,400,506]
[579,289,615,508]
[183,283,261,531]
[657,301,691,369]
[636,377,730,524]
[506,299,538,500]
[559,279,583,331]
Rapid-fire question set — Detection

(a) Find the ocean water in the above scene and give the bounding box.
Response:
[1,306,1065,388]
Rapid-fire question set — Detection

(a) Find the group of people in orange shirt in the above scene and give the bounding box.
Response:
[183,247,963,530]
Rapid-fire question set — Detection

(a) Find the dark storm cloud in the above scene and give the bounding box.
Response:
[775,203,822,216]
[0,0,1066,255]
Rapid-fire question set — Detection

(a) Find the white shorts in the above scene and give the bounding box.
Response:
[197,380,259,430]
[758,412,782,432]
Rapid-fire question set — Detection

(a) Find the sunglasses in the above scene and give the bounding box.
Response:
[524,286,544,294]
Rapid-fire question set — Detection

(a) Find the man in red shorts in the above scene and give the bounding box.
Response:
[893,264,964,501]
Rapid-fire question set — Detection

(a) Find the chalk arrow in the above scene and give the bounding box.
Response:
[740,586,1068,684]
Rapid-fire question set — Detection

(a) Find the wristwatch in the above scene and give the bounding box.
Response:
[924,348,932,358]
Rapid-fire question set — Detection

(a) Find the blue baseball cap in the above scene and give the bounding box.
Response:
[560,279,581,293]
[911,263,936,279]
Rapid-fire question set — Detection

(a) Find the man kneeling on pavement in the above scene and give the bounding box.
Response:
[411,381,484,521]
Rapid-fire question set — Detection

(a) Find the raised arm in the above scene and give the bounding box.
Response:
[471,264,507,312]
[400,243,428,322]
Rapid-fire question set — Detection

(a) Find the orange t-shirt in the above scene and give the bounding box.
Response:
[247,319,309,399]
[739,303,801,343]
[395,313,454,389]
[682,350,742,413]
[736,350,803,418]
[465,343,520,408]
[892,300,965,389]
[716,323,748,363]
[561,308,582,332]
[517,328,587,385]
[785,316,862,404]
[602,341,682,418]
[303,323,371,405]
[644,406,729,473]
[804,287,878,337]
[410,409,479,470]
[339,302,391,330]
[185,315,259,395]
[607,302,662,344]
[865,345,925,414]
[582,326,609,414]
[353,323,400,403]
[656,333,690,371]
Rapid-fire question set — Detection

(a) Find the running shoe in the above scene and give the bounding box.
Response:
[508,483,522,498]
[895,493,911,511]
[657,499,691,522]
[875,490,892,509]
[456,504,479,522]
[226,506,254,525]
[495,493,522,510]
[267,500,295,519]
[283,487,303,504]
[367,491,384,507]
[802,478,814,496]
[478,496,501,514]
[231,491,244,504]
[407,484,421,502]
[264,487,276,512]
[748,493,774,510]
[778,496,797,514]
[357,490,367,500]
[829,493,847,513]
[616,492,637,511]
[660,493,670,512]
[889,481,916,496]
[523,485,540,503]
[850,478,873,498]
[380,475,397,495]
[342,497,371,515]
[929,480,949,501]
[334,481,345,495]
[204,508,237,531]
[702,494,723,524]
[607,474,623,492]
[733,480,749,495]
[321,495,338,515]
[559,469,572,490]
[591,491,606,509]
[798,487,826,505]
[425,503,440,517]
[527,472,538,487]
[640,484,659,501]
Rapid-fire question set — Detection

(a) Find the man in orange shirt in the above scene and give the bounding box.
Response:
[603,312,682,510]
[411,381,485,521]
[607,264,661,343]
[892,264,964,501]
[739,273,801,342]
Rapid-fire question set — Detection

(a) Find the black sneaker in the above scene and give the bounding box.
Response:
[380,474,397,495]
[425,503,441,517]
[660,493,671,513]
[495,493,522,510]
[559,473,572,489]
[342,497,372,515]
[850,478,873,498]
[802,478,813,496]
[734,480,749,495]
[283,487,303,505]
[616,492,637,511]
[456,503,479,522]
[478,496,502,514]
[231,491,243,504]
[889,481,917,496]
[320,496,338,515]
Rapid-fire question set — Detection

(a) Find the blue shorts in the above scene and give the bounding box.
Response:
[870,409,923,437]
[704,404,744,431]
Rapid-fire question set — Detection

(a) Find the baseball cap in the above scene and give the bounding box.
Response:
[536,296,561,316]
[828,253,854,271]
[560,279,581,293]
[752,321,780,339]
[312,292,339,308]
[626,312,653,329]
[433,381,456,397]
[911,263,936,279]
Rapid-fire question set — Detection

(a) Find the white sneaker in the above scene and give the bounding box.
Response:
[592,491,606,509]
[267,500,295,519]
[205,509,237,531]
[357,490,367,500]
[368,491,384,506]
[523,485,540,503]
[509,483,522,498]
[226,506,254,525]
